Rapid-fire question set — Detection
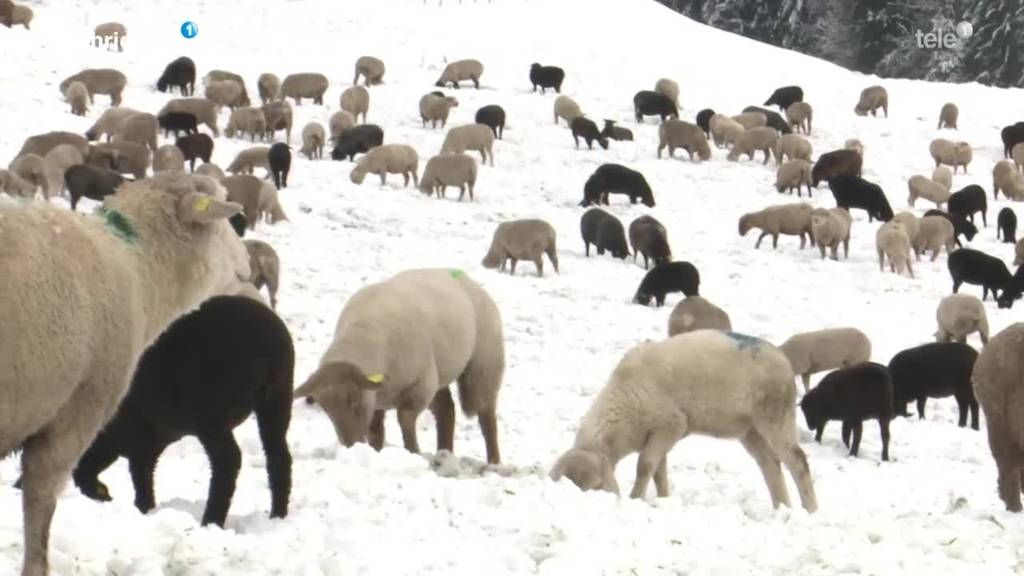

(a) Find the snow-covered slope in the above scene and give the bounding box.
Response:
[3,0,1024,574]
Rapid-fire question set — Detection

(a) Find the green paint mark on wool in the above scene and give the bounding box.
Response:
[99,208,138,245]
[449,268,464,279]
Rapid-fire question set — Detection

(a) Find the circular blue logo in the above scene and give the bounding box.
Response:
[180,21,198,39]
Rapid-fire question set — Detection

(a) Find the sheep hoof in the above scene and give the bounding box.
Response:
[79,481,113,502]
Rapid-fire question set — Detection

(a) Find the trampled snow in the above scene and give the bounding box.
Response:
[2,0,1024,574]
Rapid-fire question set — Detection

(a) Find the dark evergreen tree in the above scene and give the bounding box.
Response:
[959,1,1024,87]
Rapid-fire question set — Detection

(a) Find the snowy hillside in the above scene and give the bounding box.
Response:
[3,0,1024,574]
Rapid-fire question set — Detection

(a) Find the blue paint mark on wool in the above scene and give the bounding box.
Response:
[725,331,764,350]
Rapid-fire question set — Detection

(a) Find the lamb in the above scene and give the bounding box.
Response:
[196,163,225,180]
[227,146,271,176]
[810,207,852,260]
[176,133,214,171]
[938,102,959,129]
[204,70,251,106]
[258,73,281,104]
[0,171,248,576]
[338,85,370,124]
[930,138,973,174]
[785,102,813,134]
[84,108,142,142]
[998,207,1017,243]
[709,114,745,148]
[93,22,126,51]
[204,79,245,110]
[419,93,459,128]
[281,73,329,106]
[654,78,680,105]
[0,169,36,198]
[262,100,294,142]
[764,85,804,111]
[844,138,864,156]
[434,59,484,89]
[695,108,715,137]
[742,106,792,135]
[994,160,1024,200]
[628,215,672,269]
[571,117,609,150]
[730,111,768,130]
[295,268,505,464]
[738,203,813,249]
[222,175,264,229]
[911,215,956,262]
[601,120,633,142]
[1002,122,1024,158]
[59,68,127,106]
[667,296,731,336]
[159,98,219,135]
[418,153,477,200]
[328,110,356,144]
[153,145,186,173]
[299,122,325,160]
[800,362,893,461]
[529,63,564,93]
[827,174,893,222]
[876,221,914,277]
[778,328,872,393]
[936,294,989,345]
[10,154,53,198]
[553,95,583,126]
[727,126,779,164]
[775,133,812,164]
[475,105,506,139]
[353,55,386,86]
[580,163,655,207]
[245,240,281,308]
[580,208,628,259]
[776,159,813,197]
[633,90,678,123]
[64,80,89,116]
[812,149,863,187]
[225,107,267,142]
[350,144,419,187]
[948,184,987,227]
[889,342,979,429]
[550,330,817,510]
[907,174,952,209]
[440,124,495,166]
[925,209,977,247]
[269,143,292,189]
[948,248,1016,301]
[481,219,558,277]
[632,262,700,307]
[331,124,384,161]
[257,181,288,225]
[64,164,125,210]
[932,165,953,191]
[156,56,196,95]
[971,324,1024,511]
[854,85,888,117]
[72,295,292,527]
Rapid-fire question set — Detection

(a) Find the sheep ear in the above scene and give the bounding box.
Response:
[294,366,331,399]
[179,192,243,224]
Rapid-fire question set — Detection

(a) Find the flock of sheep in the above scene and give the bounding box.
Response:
[7,4,1024,576]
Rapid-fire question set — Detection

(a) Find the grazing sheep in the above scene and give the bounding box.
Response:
[244,240,281,309]
[0,172,248,576]
[936,294,989,346]
[601,120,633,142]
[295,268,505,464]
[10,154,53,199]
[912,216,956,262]
[98,141,151,179]
[257,73,281,104]
[925,208,977,248]
[331,124,384,161]
[94,22,127,51]
[475,105,506,139]
[948,184,987,227]
[204,70,251,106]
[84,108,142,142]
[854,85,888,117]
[938,102,959,129]
[628,215,671,270]
[336,85,369,125]
[571,117,609,150]
[654,120,709,161]
[65,80,89,116]
[800,362,893,461]
[1000,265,1024,309]
[633,90,678,123]
[727,127,779,164]
[999,208,1018,244]
[812,149,863,187]
[418,153,477,200]
[889,342,979,429]
[529,63,564,93]
[268,143,291,189]
[932,165,953,191]
[153,145,186,173]
[64,164,124,210]
[892,212,922,248]
[948,248,1015,301]
[695,108,715,137]
[580,208,628,259]
[930,138,973,174]
[280,73,329,106]
[775,133,812,164]
[876,221,914,278]
[419,93,459,129]
[222,175,265,229]
[654,78,680,105]
[844,138,864,156]
[42,145,81,196]
[810,207,852,260]
[764,85,804,111]
[60,68,127,106]
[778,327,872,392]
[73,295,292,526]
[157,112,199,141]
[262,100,294,143]
[196,163,225,180]
[742,106,792,135]
[667,296,731,336]
[827,174,893,222]
[227,147,271,177]
[785,102,813,134]
[350,144,418,187]
[156,56,196,96]
[553,95,583,126]
[580,163,655,207]
[299,122,325,160]
[435,59,484,89]
[481,219,558,277]
[907,174,952,209]
[776,159,814,197]
[738,203,814,250]
[994,160,1024,201]
[1002,122,1024,158]
[550,330,817,510]
[176,133,214,171]
[225,107,267,142]
[9,0,30,28]
[632,262,700,307]
[709,114,745,148]
[204,79,245,110]
[353,55,386,86]
[730,111,768,130]
[328,110,356,144]
[256,180,288,225]
[112,113,159,154]
[159,98,219,135]
[440,124,495,166]
[0,169,35,198]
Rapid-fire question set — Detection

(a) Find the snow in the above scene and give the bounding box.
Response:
[3,0,1024,574]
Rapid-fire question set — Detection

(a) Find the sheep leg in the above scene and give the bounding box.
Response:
[840,422,851,447]
[879,418,891,461]
[969,398,980,431]
[478,407,501,465]
[429,388,455,454]
[955,396,970,428]
[196,429,242,527]
[128,437,171,514]
[547,248,559,274]
[653,457,670,498]
[739,430,789,509]
[754,232,768,249]
[849,422,863,457]
[629,428,682,499]
[915,397,927,419]
[990,429,1024,511]
[255,387,293,519]
[775,439,817,512]
[72,427,123,502]
[814,424,825,443]
[533,255,544,277]
[801,373,811,393]
[397,405,422,454]
[509,259,518,275]
[368,410,386,450]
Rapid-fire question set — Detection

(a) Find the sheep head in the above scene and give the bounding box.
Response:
[350,166,367,184]
[294,361,383,447]
[550,448,619,494]
[798,398,823,432]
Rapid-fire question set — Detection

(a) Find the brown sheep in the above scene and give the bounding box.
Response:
[340,85,369,123]
[854,85,888,117]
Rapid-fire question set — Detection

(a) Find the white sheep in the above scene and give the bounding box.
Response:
[1013,143,1024,173]
[10,3,31,28]
[419,93,459,129]
[929,138,972,174]
[113,112,159,152]
[222,174,264,229]
[418,153,477,200]
[350,144,419,187]
[244,239,280,309]
[932,165,953,191]
[43,144,84,196]
[10,153,53,199]
[59,68,127,106]
[912,215,956,262]
[666,296,731,336]
[434,58,484,89]
[709,114,744,148]
[994,160,1024,200]
[340,85,370,123]
[854,85,888,117]
[876,221,914,278]
[935,294,989,345]
[550,330,817,511]
[778,327,872,392]
[481,219,558,276]
[440,124,495,166]
[785,101,813,134]
[553,95,583,126]
[907,174,952,209]
[93,22,127,52]
[810,207,852,260]
[1017,239,1024,267]
[739,202,814,249]
[654,78,680,105]
[300,122,326,160]
[295,268,505,463]
[153,145,186,173]
[844,138,864,156]
[196,163,226,180]
[775,133,813,164]
[891,211,920,244]
[204,79,244,110]
[329,110,356,144]
[85,107,142,142]
[257,73,281,104]
[281,72,329,106]
[257,180,288,224]
[353,55,386,86]
[731,111,768,130]
[159,98,220,136]
[225,107,267,142]
[262,100,294,143]
[938,102,959,130]
[776,159,813,197]
[226,146,271,176]
[64,81,89,116]
[0,171,248,576]
[727,127,779,164]
[657,119,710,161]
[0,169,35,197]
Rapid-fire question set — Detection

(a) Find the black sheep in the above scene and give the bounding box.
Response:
[529,63,564,93]
[827,174,893,222]
[948,248,1015,301]
[695,108,715,138]
[763,85,804,111]
[742,105,792,135]
[580,163,655,208]
[158,111,199,139]
[633,90,678,123]
[580,208,628,259]
[475,104,506,139]
[632,261,700,307]
[998,207,1017,243]
[628,215,671,269]
[72,295,294,527]
[1001,122,1024,158]
[331,124,384,161]
[268,142,291,188]
[947,184,987,227]
[799,362,893,461]
[997,264,1024,309]
[65,164,124,211]
[888,342,979,430]
[601,120,633,142]
[156,56,196,95]
[230,213,247,237]
[924,209,977,247]
[175,133,213,172]
[812,149,862,187]
[570,117,608,150]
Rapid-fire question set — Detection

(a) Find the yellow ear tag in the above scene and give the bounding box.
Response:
[194,196,212,212]
[367,374,385,384]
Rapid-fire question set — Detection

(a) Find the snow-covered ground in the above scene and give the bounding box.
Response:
[3,0,1024,574]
